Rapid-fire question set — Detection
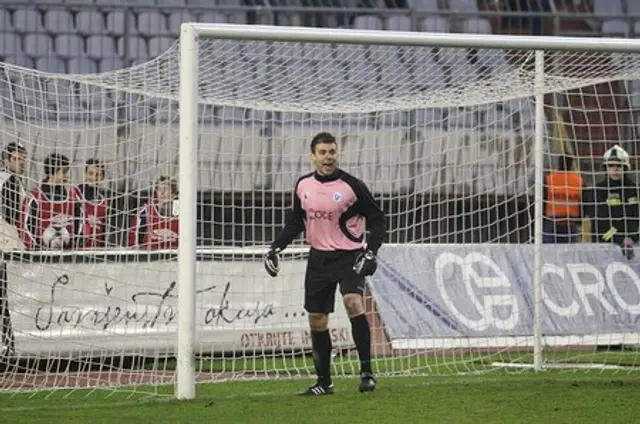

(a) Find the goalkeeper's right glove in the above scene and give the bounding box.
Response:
[264,248,280,277]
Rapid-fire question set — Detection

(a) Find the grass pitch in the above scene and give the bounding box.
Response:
[1,352,639,424]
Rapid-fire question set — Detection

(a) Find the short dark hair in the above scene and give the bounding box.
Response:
[85,158,105,174]
[44,153,70,176]
[2,142,26,162]
[310,132,337,154]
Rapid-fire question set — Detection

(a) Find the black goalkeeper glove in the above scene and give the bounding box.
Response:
[264,248,280,277]
[353,249,377,277]
[621,244,635,261]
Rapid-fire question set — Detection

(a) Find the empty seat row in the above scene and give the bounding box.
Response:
[0,34,176,61]
[0,9,245,36]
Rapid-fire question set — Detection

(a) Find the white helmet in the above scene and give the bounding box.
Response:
[603,144,630,169]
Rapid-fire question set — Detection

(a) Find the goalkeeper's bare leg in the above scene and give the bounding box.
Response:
[343,292,376,393]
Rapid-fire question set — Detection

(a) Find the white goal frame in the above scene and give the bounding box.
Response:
[177,23,640,400]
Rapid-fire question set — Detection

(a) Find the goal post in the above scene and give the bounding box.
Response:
[175,24,640,399]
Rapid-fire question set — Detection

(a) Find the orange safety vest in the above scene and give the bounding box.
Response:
[545,172,583,219]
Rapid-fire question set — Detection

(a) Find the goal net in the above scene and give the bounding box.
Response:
[1,25,640,397]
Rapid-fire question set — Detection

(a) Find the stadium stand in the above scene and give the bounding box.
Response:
[0,0,637,187]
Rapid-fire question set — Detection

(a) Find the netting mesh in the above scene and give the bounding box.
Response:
[0,35,640,397]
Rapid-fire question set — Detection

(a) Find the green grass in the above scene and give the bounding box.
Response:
[2,352,640,423]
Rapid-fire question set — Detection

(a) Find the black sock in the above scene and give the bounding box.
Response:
[350,314,372,374]
[311,330,332,385]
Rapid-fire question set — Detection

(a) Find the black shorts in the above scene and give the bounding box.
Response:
[304,248,365,315]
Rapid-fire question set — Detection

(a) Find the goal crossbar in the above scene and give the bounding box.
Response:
[183,23,640,53]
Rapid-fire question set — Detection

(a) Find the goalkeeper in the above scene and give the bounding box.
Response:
[581,144,640,259]
[264,132,386,396]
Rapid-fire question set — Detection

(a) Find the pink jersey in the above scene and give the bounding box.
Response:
[297,174,365,251]
[271,169,386,254]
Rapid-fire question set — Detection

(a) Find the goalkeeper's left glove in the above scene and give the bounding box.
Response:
[621,238,635,261]
[353,249,377,277]
[264,248,280,278]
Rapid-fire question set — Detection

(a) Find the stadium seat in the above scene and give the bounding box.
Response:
[76,11,107,36]
[5,55,34,69]
[415,108,444,127]
[68,57,98,74]
[0,9,12,31]
[462,17,492,34]
[407,0,438,10]
[0,33,23,57]
[601,20,630,38]
[36,57,66,74]
[198,12,229,24]
[137,11,169,37]
[118,36,148,60]
[334,43,367,61]
[595,0,622,16]
[99,57,126,72]
[157,0,187,6]
[168,11,195,34]
[55,35,85,58]
[448,0,477,12]
[87,35,117,59]
[44,10,74,35]
[13,9,44,33]
[107,11,136,36]
[353,16,383,31]
[412,54,446,89]
[148,37,175,57]
[24,34,54,58]
[346,61,378,84]
[386,16,412,32]
[67,57,98,74]
[380,61,411,86]
[420,16,450,33]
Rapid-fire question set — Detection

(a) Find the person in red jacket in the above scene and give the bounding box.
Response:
[20,153,82,250]
[128,176,179,250]
[78,159,109,248]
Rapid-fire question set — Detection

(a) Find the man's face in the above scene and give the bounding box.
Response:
[51,167,70,185]
[155,181,174,204]
[84,165,104,186]
[607,165,623,181]
[5,151,26,175]
[312,142,338,176]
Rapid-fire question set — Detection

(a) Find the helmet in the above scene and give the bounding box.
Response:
[603,144,630,169]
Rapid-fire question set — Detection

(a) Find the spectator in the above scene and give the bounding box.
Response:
[78,159,110,248]
[542,154,583,243]
[19,153,82,250]
[0,142,27,250]
[128,176,179,250]
[581,145,640,260]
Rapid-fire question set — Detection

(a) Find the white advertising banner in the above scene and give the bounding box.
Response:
[370,244,640,349]
[4,255,353,356]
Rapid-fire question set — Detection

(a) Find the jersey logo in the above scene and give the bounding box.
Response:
[333,192,342,202]
[303,192,309,199]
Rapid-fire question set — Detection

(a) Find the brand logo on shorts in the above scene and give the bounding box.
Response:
[333,192,342,202]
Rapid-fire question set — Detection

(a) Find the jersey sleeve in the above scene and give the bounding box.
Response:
[2,176,21,227]
[19,193,39,249]
[350,178,386,254]
[625,189,640,243]
[270,181,305,252]
[128,205,148,248]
